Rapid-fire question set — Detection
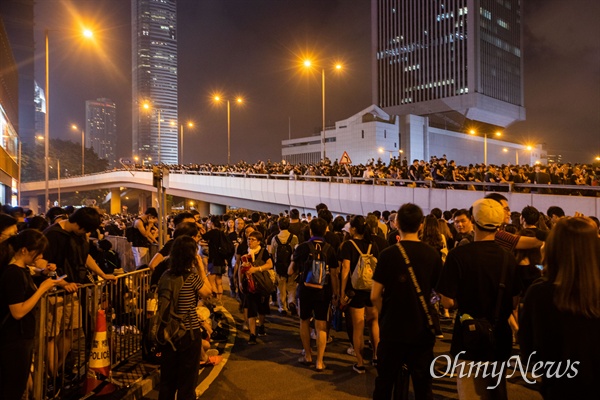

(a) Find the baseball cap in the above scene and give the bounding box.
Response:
[472,198,504,230]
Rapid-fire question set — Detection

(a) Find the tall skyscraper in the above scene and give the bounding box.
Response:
[86,98,117,167]
[131,0,179,165]
[0,0,35,146]
[372,0,525,129]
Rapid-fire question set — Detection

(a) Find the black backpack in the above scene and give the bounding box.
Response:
[217,231,235,261]
[274,235,294,277]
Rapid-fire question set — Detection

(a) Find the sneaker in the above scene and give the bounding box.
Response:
[248,334,257,345]
[242,322,249,331]
[257,325,266,336]
[327,335,333,344]
[346,346,356,356]
[288,303,297,316]
[353,364,366,374]
[371,358,378,367]
[310,330,317,340]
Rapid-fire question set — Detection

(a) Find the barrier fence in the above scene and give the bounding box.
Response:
[33,268,152,400]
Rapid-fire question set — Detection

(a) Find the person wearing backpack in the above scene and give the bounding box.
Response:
[270,217,298,316]
[156,236,211,400]
[339,215,380,374]
[288,218,338,372]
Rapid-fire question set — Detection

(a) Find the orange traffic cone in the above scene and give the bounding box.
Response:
[85,309,117,395]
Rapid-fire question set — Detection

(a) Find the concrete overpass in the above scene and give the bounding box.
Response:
[20,170,600,217]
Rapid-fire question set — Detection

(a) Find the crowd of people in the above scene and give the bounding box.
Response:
[0,195,599,399]
[118,156,600,194]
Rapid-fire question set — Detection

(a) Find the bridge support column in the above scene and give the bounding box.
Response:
[139,192,148,213]
[190,200,210,216]
[110,188,121,215]
[210,203,226,216]
[25,196,39,215]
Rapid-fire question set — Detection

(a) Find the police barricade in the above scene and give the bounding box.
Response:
[33,268,152,400]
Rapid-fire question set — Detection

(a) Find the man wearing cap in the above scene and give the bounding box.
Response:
[437,199,521,399]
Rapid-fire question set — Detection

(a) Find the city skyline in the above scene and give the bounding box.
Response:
[32,0,600,165]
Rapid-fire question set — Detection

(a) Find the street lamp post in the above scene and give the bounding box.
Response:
[44,28,93,211]
[72,124,85,175]
[214,96,242,164]
[469,130,501,165]
[179,122,193,163]
[303,60,342,161]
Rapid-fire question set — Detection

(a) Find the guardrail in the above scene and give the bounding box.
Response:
[33,269,152,400]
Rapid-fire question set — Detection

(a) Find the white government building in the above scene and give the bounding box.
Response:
[281,105,544,166]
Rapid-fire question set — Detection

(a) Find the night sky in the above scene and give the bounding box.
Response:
[33,0,600,165]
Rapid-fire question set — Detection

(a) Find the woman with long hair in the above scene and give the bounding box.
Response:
[339,215,380,373]
[0,230,65,400]
[158,235,211,400]
[519,217,600,399]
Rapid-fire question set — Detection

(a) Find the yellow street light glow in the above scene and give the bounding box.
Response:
[83,29,93,38]
[236,97,243,104]
[469,129,476,135]
[378,147,384,153]
[399,149,404,153]
[214,96,221,102]
[71,124,78,130]
[495,131,502,137]
[188,122,194,128]
[143,103,150,110]
[303,60,312,68]
[335,63,342,70]
[526,145,533,151]
[595,156,600,161]
[503,148,508,152]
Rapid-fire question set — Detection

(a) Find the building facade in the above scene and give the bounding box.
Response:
[0,0,35,147]
[86,98,117,168]
[282,105,401,166]
[372,0,528,163]
[131,0,178,165]
[0,17,20,205]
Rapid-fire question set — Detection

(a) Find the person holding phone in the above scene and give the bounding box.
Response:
[0,229,66,400]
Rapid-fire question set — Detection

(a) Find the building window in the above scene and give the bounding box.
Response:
[384,130,387,138]
[361,130,364,139]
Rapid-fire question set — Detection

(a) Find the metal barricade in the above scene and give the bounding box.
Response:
[32,269,152,400]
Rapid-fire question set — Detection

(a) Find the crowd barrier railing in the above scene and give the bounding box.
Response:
[32,268,152,400]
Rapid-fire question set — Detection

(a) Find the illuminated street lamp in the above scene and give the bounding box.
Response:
[469,129,501,165]
[44,27,94,211]
[71,124,85,175]
[302,59,343,161]
[179,121,194,163]
[214,95,243,164]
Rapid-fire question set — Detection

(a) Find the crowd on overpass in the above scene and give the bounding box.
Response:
[1,192,599,399]
[118,155,600,195]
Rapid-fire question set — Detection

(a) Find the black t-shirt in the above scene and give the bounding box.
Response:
[44,223,90,284]
[324,231,342,256]
[203,228,226,265]
[158,238,174,257]
[293,239,338,300]
[437,241,522,360]
[338,238,380,291]
[519,280,600,399]
[0,265,37,341]
[373,242,442,344]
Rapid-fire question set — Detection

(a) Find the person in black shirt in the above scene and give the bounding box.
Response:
[289,218,338,371]
[339,215,380,374]
[0,230,65,400]
[371,204,442,400]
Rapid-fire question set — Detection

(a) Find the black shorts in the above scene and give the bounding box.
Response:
[349,290,373,309]
[243,292,270,318]
[298,287,330,321]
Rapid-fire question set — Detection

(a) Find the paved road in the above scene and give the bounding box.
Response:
[143,282,542,400]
